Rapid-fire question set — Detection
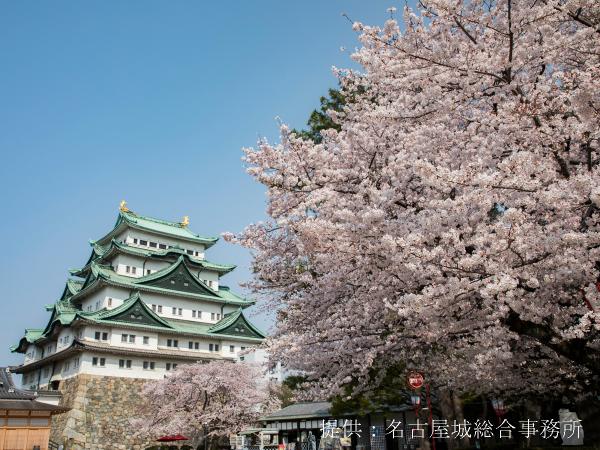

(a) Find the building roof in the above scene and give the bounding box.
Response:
[208,308,266,338]
[0,368,67,413]
[71,239,236,279]
[12,291,264,353]
[11,208,264,357]
[262,402,332,421]
[94,210,219,248]
[13,339,236,373]
[69,257,253,307]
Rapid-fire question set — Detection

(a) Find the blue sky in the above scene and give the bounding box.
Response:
[0,1,398,365]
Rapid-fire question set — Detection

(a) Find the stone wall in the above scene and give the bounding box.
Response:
[50,374,154,450]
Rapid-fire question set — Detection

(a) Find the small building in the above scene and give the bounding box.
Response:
[237,402,421,450]
[0,368,66,450]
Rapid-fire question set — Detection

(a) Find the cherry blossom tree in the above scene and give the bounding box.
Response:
[133,361,278,445]
[228,0,600,402]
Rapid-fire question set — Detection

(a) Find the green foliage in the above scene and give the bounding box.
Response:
[275,375,308,407]
[283,375,308,391]
[329,363,411,416]
[292,88,345,143]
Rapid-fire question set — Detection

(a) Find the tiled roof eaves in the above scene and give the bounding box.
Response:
[13,340,235,373]
[209,309,266,339]
[94,212,219,247]
[73,316,264,342]
[109,240,236,273]
[70,269,251,306]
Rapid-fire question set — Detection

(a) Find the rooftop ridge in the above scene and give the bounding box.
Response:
[120,210,218,242]
[123,210,187,229]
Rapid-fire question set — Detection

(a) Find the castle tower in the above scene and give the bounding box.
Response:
[11,203,265,449]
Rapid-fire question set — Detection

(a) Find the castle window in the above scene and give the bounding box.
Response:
[146,269,151,275]
[143,336,149,345]
[133,238,138,244]
[119,359,132,369]
[126,266,131,273]
[211,313,215,320]
[187,250,194,255]
[192,310,196,318]
[195,342,199,350]
[215,344,219,352]
[209,344,213,351]
[152,304,156,312]
[92,357,105,367]
[131,267,137,275]
[143,361,155,370]
[159,243,167,250]
[102,332,108,341]
[158,305,163,313]
[95,332,101,340]
[108,298,113,307]
[149,242,157,248]
[121,334,127,343]
[188,341,193,349]
[140,240,148,246]
[129,335,135,343]
[230,345,234,353]
[172,307,177,315]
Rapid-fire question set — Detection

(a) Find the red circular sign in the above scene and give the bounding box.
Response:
[407,372,424,389]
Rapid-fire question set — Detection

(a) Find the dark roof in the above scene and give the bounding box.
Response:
[0,368,67,413]
[0,399,67,411]
[0,368,35,400]
[261,401,415,422]
[262,402,332,421]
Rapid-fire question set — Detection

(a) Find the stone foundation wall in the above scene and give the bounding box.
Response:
[50,374,154,450]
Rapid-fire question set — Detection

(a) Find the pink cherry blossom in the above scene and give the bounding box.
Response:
[132,361,279,443]
[229,1,600,400]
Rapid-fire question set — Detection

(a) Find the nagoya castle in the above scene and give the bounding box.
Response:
[11,202,265,450]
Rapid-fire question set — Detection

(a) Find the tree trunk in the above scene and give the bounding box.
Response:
[437,389,469,449]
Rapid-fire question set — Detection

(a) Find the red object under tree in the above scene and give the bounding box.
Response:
[157,435,189,442]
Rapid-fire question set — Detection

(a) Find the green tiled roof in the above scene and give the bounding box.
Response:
[78,292,263,341]
[60,279,84,300]
[11,328,45,351]
[71,257,253,307]
[12,209,262,354]
[12,290,263,353]
[71,239,235,280]
[216,286,247,303]
[208,308,266,339]
[94,211,218,247]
